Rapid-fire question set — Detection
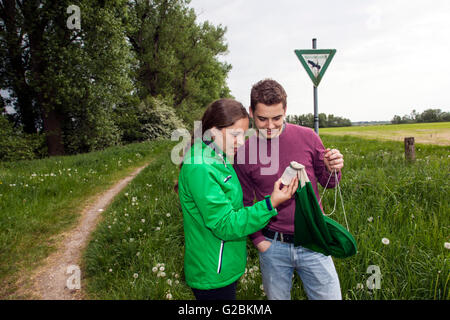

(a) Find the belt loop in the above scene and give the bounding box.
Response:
[280,232,284,243]
[274,231,279,242]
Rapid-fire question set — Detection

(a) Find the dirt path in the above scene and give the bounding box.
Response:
[15,163,149,300]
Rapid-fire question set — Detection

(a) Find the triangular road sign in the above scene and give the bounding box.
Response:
[294,49,336,87]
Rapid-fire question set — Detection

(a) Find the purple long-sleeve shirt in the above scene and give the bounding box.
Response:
[233,123,341,247]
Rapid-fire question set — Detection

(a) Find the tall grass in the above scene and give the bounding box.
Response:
[0,141,156,298]
[83,136,449,300]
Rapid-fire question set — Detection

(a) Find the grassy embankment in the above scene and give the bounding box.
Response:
[0,141,157,298]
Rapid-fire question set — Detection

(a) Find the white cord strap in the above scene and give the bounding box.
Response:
[319,169,349,231]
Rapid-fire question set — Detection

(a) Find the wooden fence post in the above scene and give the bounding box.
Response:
[404,137,415,162]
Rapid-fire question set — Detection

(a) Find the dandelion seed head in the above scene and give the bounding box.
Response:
[382,238,390,245]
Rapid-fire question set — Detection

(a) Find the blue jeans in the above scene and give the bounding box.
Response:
[259,233,342,300]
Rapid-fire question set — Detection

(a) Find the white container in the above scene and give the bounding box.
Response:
[280,161,304,185]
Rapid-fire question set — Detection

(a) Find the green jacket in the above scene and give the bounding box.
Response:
[178,139,277,290]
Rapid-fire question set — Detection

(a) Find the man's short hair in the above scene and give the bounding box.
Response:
[250,79,287,112]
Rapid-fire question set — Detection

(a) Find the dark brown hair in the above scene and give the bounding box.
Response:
[200,98,249,136]
[250,79,287,112]
[174,98,248,193]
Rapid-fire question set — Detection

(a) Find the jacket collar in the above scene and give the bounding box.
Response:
[203,140,228,168]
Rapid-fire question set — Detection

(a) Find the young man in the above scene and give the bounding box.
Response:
[234,79,344,300]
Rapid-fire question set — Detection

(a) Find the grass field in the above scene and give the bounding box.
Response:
[0,142,157,298]
[320,122,450,146]
[82,135,449,300]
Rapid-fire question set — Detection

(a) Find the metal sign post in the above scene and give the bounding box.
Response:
[294,38,336,134]
[313,39,318,134]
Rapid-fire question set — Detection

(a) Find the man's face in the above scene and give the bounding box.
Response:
[249,102,286,139]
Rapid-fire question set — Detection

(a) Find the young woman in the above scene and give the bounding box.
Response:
[177,98,298,300]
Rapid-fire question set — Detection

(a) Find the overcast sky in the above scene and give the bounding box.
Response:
[190,0,450,122]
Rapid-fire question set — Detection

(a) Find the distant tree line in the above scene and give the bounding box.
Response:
[1,0,231,161]
[391,109,450,124]
[286,113,352,128]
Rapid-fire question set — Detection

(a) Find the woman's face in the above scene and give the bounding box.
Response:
[212,117,249,158]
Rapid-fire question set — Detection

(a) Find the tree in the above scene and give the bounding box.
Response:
[417,109,442,123]
[391,115,402,124]
[1,0,233,157]
[127,0,231,125]
[392,108,449,124]
[0,0,135,155]
[286,113,351,128]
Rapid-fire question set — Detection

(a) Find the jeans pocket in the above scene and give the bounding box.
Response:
[259,237,274,254]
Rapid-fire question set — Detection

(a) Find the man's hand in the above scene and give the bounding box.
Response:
[324,148,344,172]
[256,240,272,253]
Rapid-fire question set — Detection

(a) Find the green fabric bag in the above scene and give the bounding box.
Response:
[292,164,357,259]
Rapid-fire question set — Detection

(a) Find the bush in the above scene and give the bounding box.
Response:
[115,96,186,143]
[0,116,47,161]
[139,96,186,140]
[63,106,122,155]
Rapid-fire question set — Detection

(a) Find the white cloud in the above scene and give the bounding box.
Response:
[191,0,450,121]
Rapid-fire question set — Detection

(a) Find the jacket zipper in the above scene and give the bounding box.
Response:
[217,240,224,274]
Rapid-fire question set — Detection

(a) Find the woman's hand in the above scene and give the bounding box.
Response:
[270,177,298,208]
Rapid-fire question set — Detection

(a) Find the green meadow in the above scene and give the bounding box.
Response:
[1,129,448,300]
[81,135,449,300]
[0,142,156,298]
